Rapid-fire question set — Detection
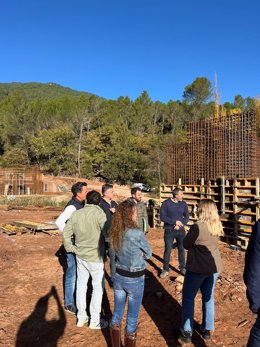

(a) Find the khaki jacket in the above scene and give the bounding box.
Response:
[136,201,148,232]
[63,204,107,263]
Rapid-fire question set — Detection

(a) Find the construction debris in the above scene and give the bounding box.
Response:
[0,220,60,236]
[175,276,184,293]
[0,224,29,235]
[237,319,249,328]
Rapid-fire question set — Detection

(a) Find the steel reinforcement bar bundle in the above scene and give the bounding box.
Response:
[167,112,260,184]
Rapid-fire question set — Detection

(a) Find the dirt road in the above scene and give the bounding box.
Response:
[0,208,255,347]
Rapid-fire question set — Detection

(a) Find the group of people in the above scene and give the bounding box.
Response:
[56,182,260,347]
[56,182,149,346]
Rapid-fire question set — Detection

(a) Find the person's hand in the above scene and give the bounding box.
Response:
[110,208,116,213]
[174,225,180,230]
[175,220,183,227]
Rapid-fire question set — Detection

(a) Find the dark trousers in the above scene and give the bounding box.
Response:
[108,247,116,281]
[247,313,260,347]
[163,229,185,272]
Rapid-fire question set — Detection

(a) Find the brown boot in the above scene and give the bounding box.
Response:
[124,330,137,347]
[110,322,121,347]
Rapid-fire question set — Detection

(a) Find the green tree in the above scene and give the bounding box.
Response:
[164,100,186,134]
[233,95,245,110]
[223,101,233,114]
[29,127,76,175]
[132,91,153,134]
[183,77,212,105]
[68,96,95,177]
[245,97,256,111]
[0,147,29,166]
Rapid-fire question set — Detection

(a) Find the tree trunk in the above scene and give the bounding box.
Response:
[77,122,84,177]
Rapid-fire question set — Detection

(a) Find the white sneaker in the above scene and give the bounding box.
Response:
[160,270,169,279]
[89,318,108,330]
[76,317,89,327]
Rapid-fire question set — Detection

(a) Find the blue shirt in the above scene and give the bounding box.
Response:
[160,198,189,231]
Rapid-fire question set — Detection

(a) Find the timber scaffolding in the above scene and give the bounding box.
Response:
[0,166,43,195]
[167,112,260,184]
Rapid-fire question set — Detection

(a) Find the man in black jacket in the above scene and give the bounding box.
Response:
[99,184,118,282]
[244,218,260,347]
[99,184,118,230]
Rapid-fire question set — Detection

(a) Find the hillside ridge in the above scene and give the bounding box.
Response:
[0,82,100,101]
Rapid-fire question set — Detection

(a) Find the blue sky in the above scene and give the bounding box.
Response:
[1,0,259,103]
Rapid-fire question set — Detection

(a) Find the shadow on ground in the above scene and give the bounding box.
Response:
[16,285,66,347]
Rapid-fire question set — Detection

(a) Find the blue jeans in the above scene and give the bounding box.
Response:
[163,229,185,271]
[112,273,145,333]
[64,252,76,307]
[182,271,218,332]
[247,313,260,347]
[76,257,104,322]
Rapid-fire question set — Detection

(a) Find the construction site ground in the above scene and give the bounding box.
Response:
[0,208,255,347]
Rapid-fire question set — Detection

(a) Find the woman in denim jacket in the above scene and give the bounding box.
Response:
[109,199,152,347]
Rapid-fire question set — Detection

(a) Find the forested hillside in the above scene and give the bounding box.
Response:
[0,79,258,185]
[0,82,94,101]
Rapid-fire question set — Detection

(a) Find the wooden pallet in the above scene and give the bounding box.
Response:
[155,177,260,247]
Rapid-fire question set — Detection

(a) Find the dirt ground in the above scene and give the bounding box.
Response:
[0,207,256,347]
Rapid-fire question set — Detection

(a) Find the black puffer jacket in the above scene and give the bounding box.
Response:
[244,220,260,313]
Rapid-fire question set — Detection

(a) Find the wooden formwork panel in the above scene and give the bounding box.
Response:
[220,235,249,250]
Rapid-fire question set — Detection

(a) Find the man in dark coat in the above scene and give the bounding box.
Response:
[244,218,260,347]
[99,184,118,282]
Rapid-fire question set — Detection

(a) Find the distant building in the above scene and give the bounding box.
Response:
[0,166,43,195]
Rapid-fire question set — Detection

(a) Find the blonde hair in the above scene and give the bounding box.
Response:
[197,199,224,237]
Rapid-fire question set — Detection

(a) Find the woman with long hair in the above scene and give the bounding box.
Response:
[179,199,224,343]
[109,199,152,347]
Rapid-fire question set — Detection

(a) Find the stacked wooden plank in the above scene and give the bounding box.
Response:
[153,177,260,249]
